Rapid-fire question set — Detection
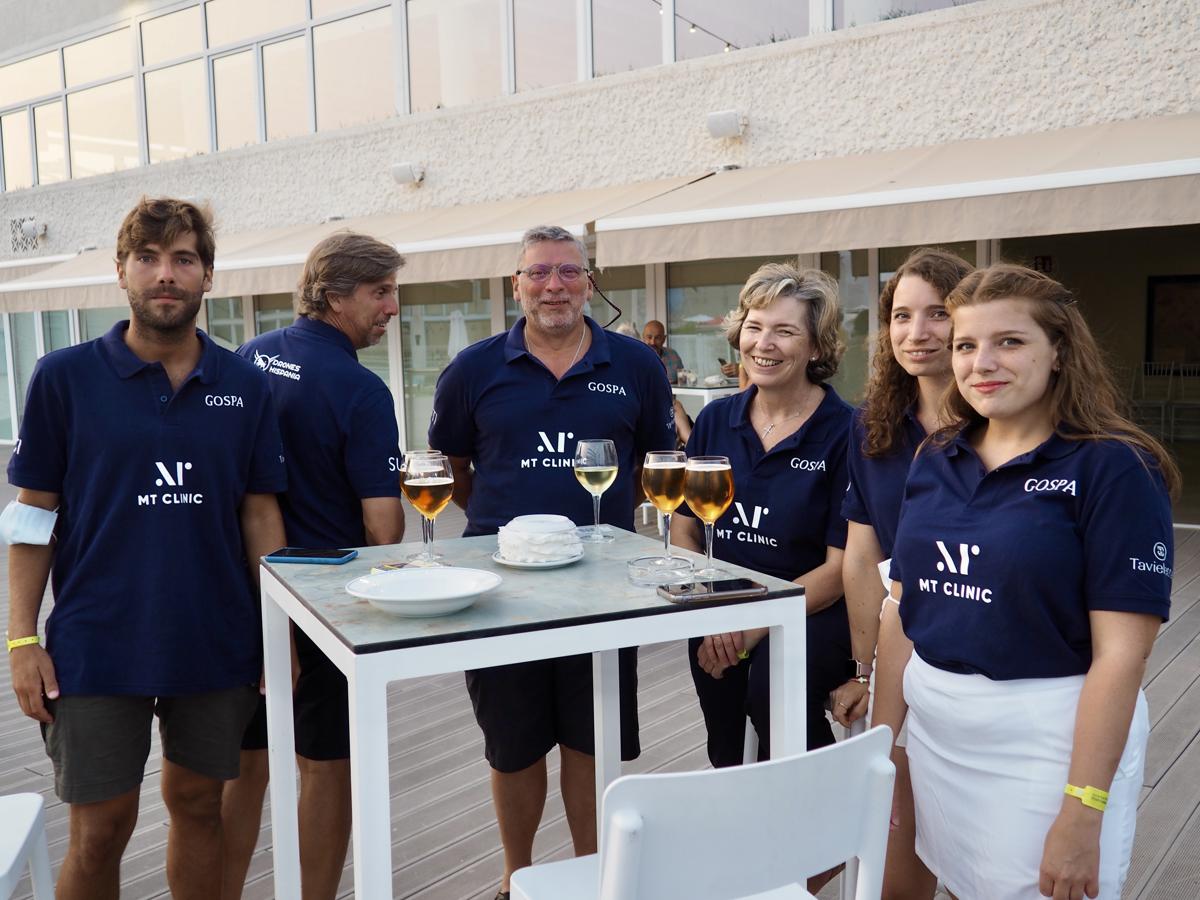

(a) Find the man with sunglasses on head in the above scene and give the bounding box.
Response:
[430,225,674,900]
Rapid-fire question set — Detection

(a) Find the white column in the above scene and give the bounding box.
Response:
[660,0,676,64]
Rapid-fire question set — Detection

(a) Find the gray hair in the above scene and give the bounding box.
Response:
[517,225,589,270]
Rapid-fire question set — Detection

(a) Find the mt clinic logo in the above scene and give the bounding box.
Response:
[520,431,575,469]
[138,460,204,507]
[253,350,302,381]
[717,501,777,547]
[919,540,993,604]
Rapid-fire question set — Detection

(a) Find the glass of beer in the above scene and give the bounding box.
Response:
[573,438,618,543]
[401,452,454,563]
[684,455,734,577]
[638,450,692,575]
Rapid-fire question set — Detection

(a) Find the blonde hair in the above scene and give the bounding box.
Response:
[724,262,844,383]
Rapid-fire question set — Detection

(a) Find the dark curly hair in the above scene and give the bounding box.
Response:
[860,248,974,457]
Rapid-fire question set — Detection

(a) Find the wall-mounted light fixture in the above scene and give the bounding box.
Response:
[20,219,47,241]
[391,162,425,186]
[706,110,747,140]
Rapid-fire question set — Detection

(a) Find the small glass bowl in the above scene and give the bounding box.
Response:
[627,555,694,586]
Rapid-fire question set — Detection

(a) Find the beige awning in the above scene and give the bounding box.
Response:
[0,254,76,286]
[0,248,121,312]
[388,176,699,283]
[594,114,1200,266]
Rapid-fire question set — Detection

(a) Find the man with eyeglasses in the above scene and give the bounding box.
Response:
[430,225,675,900]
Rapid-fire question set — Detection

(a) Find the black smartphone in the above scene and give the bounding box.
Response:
[718,357,727,365]
[264,547,359,565]
[657,578,768,603]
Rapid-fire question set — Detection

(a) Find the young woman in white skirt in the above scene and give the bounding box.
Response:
[834,247,973,900]
[873,264,1180,900]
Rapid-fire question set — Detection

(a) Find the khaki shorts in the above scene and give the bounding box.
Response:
[41,685,260,804]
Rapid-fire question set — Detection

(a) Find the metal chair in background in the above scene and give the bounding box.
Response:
[1168,363,1200,442]
[1130,362,1176,441]
[510,726,895,900]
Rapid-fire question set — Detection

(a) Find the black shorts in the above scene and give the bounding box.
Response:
[241,629,350,761]
[466,648,641,773]
[42,685,259,804]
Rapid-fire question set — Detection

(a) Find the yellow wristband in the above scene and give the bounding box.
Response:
[736,649,749,661]
[6,634,39,652]
[1064,783,1108,812]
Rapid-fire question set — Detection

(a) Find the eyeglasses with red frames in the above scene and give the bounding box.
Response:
[515,263,590,283]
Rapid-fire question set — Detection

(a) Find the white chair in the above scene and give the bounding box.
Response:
[742,704,869,900]
[511,725,895,900]
[0,793,53,900]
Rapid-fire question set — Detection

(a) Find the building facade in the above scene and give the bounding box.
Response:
[1,0,1198,510]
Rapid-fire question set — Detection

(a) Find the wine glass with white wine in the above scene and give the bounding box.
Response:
[634,450,692,578]
[401,453,454,564]
[683,455,734,578]
[573,438,618,543]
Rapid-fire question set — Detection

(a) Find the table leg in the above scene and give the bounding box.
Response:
[592,649,622,832]
[263,580,301,900]
[769,603,807,757]
[348,666,393,899]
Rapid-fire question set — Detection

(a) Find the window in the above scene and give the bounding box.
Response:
[675,1,808,60]
[2,112,33,190]
[10,312,37,420]
[206,297,245,349]
[80,307,127,341]
[314,9,394,132]
[41,311,72,353]
[142,6,204,67]
[67,79,138,178]
[400,279,491,446]
[33,102,66,184]
[0,316,11,440]
[592,0,660,77]
[593,265,648,334]
[63,29,131,87]
[254,293,295,334]
[263,37,309,141]
[821,250,873,404]
[206,0,306,48]
[407,0,502,112]
[514,0,576,91]
[213,51,259,150]
[313,0,374,19]
[0,51,61,108]
[146,60,209,163]
[833,0,982,29]
[666,256,784,382]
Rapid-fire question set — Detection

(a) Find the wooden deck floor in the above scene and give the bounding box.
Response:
[2,492,1198,898]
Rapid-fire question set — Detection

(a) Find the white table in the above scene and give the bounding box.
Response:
[671,384,740,408]
[261,531,806,899]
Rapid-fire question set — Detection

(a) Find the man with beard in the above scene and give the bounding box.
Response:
[5,197,287,900]
[221,232,406,900]
[430,225,675,900]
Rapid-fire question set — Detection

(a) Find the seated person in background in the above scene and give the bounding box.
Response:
[642,319,684,383]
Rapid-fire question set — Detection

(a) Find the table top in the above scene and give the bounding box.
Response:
[263,531,803,655]
[671,383,738,393]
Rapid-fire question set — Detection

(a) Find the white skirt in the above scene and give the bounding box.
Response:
[903,653,1147,900]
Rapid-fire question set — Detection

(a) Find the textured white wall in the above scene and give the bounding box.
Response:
[2,0,1197,262]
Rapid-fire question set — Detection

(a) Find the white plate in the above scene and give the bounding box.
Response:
[491,549,584,570]
[346,567,502,617]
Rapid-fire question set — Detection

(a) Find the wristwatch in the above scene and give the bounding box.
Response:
[844,658,872,683]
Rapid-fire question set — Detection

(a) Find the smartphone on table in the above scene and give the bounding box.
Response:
[657,578,767,603]
[264,547,359,565]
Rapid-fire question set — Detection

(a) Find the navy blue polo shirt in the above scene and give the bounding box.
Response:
[892,432,1174,681]
[238,317,402,547]
[429,316,675,536]
[841,407,926,557]
[8,322,287,696]
[677,385,853,582]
